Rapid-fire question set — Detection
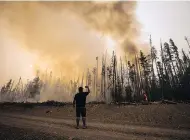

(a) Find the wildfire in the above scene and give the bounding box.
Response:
[105,36,116,55]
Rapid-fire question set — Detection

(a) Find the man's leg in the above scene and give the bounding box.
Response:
[76,117,80,128]
[76,108,80,129]
[81,108,87,129]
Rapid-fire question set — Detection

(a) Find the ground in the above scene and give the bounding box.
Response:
[0,124,69,140]
[0,103,190,140]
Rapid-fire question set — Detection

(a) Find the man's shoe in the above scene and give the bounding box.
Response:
[76,126,79,129]
[82,126,87,129]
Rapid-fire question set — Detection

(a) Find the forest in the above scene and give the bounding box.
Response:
[1,36,190,103]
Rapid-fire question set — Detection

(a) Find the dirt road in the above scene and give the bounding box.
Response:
[0,113,190,140]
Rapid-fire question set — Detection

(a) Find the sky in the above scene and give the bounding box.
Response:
[136,1,190,52]
[0,1,190,86]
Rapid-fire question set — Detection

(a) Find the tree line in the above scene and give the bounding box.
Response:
[1,36,190,103]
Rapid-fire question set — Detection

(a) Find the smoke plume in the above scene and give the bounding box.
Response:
[0,2,141,101]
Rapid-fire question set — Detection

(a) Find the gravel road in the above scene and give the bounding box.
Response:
[0,113,190,140]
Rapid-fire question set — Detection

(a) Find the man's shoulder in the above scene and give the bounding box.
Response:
[82,92,89,95]
[75,93,79,96]
[75,92,88,96]
[74,93,79,97]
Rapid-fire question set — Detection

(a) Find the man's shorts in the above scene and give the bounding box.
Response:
[76,107,86,118]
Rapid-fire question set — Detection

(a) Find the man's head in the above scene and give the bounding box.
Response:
[78,87,83,93]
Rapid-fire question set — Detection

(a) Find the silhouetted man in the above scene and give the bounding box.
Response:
[73,86,90,129]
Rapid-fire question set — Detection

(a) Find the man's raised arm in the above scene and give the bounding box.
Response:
[85,86,90,94]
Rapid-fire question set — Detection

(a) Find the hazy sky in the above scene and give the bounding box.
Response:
[137,1,190,52]
[0,1,190,85]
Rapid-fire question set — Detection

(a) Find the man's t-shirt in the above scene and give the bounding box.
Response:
[74,92,89,108]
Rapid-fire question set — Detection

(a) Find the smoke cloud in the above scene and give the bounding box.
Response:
[0,1,141,101]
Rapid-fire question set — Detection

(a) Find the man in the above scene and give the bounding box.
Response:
[73,86,90,129]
